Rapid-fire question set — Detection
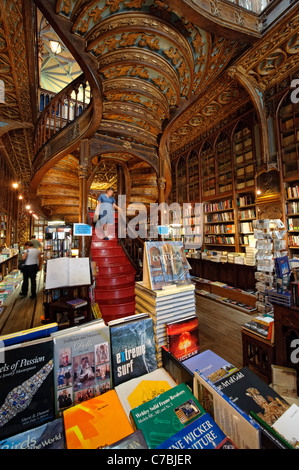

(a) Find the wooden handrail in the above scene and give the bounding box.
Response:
[120,232,145,281]
[34,74,91,156]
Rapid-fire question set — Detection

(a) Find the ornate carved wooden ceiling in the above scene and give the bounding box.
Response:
[0,0,35,182]
[169,5,299,154]
[54,0,248,151]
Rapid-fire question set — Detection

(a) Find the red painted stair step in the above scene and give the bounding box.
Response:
[99,302,136,322]
[91,246,124,257]
[95,287,135,301]
[92,254,128,266]
[96,273,136,287]
[97,264,134,276]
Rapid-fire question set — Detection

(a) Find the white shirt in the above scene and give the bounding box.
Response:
[24,248,40,266]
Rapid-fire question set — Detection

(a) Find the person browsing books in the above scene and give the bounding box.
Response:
[19,241,41,299]
[93,187,122,240]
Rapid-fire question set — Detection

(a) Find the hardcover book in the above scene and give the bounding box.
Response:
[130,383,206,449]
[109,314,157,387]
[155,412,232,450]
[182,349,238,382]
[241,316,274,342]
[143,241,191,290]
[0,338,54,440]
[65,298,88,309]
[214,367,290,428]
[193,370,261,449]
[166,315,200,362]
[45,257,91,290]
[275,255,290,278]
[115,367,176,418]
[63,391,134,449]
[0,418,65,449]
[0,323,58,347]
[52,322,111,418]
[104,430,148,449]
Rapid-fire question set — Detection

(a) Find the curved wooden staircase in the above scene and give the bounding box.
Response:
[90,212,136,323]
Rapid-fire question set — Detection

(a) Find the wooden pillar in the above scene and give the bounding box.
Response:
[78,139,90,257]
[117,164,124,195]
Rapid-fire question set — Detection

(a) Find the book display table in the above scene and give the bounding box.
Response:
[242,330,275,384]
[135,282,196,367]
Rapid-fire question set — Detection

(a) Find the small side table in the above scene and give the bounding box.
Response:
[242,330,276,384]
[49,298,91,328]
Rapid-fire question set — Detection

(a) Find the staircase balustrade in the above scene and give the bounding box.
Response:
[34,74,90,156]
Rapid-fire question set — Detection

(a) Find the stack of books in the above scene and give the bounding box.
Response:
[135,282,196,367]
[245,247,257,266]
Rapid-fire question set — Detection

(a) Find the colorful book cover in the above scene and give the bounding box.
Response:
[182,349,237,382]
[215,367,290,428]
[144,241,191,290]
[63,391,134,449]
[52,322,111,418]
[104,430,148,449]
[115,368,176,418]
[166,315,200,361]
[109,315,157,387]
[0,418,65,449]
[0,338,54,440]
[65,298,87,308]
[275,255,290,278]
[194,370,261,449]
[156,413,228,449]
[130,383,206,449]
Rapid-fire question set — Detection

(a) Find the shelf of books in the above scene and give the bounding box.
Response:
[0,212,7,246]
[201,141,216,198]
[285,182,299,255]
[187,150,200,202]
[216,133,232,195]
[279,101,299,179]
[233,122,255,191]
[203,198,235,250]
[237,193,256,251]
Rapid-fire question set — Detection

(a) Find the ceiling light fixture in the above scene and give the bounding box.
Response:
[49,40,62,55]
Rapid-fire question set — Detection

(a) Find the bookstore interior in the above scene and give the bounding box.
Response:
[0,0,299,452]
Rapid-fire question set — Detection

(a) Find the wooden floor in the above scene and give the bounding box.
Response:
[0,271,45,336]
[0,275,252,369]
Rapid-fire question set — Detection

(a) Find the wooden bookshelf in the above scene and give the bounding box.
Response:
[285,182,299,254]
[216,132,232,195]
[187,149,200,202]
[279,101,299,179]
[233,121,255,191]
[0,213,7,246]
[237,193,256,251]
[201,141,216,198]
[203,198,235,250]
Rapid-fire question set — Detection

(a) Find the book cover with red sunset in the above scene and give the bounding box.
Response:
[166,316,200,361]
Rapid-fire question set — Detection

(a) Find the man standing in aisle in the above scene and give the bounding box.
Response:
[19,241,41,299]
[93,187,122,240]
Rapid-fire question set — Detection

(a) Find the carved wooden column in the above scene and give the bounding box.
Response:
[78,139,90,257]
